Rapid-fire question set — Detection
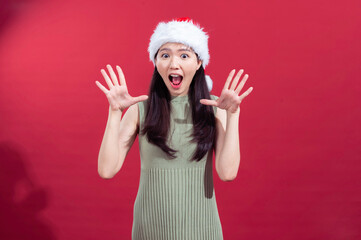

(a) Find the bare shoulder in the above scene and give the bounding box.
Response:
[120,103,140,133]
[215,107,227,129]
[208,95,226,125]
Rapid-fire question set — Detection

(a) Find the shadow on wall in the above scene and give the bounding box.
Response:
[0,0,34,36]
[0,141,56,239]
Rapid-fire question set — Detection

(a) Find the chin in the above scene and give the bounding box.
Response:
[171,90,187,96]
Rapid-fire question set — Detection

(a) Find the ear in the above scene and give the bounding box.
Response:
[196,60,202,70]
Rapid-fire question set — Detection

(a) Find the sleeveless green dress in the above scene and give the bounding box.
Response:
[132,94,223,240]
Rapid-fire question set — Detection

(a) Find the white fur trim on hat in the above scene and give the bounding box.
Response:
[148,19,210,69]
[205,75,213,91]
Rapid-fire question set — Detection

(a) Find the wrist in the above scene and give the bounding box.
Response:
[108,106,122,118]
[226,107,240,117]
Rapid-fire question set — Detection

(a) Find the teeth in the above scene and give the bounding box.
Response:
[170,74,181,77]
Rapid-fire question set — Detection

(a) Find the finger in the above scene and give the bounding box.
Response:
[235,73,249,94]
[95,81,109,95]
[106,64,120,86]
[223,69,236,90]
[200,99,218,107]
[132,95,149,103]
[230,69,244,91]
[116,65,127,87]
[101,69,114,89]
[239,86,254,100]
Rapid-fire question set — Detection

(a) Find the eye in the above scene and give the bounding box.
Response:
[181,54,189,59]
[161,53,169,58]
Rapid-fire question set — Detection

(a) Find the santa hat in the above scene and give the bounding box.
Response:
[148,17,213,91]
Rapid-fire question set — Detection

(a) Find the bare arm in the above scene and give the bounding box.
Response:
[97,104,139,179]
[200,69,253,181]
[95,64,148,179]
[213,107,241,181]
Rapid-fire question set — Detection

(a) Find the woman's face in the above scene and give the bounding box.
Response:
[155,42,202,96]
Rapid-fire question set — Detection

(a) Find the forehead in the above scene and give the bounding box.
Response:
[158,42,194,52]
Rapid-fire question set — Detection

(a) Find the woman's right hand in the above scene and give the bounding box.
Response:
[95,64,148,112]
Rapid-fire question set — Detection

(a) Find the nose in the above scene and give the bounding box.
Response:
[170,57,180,69]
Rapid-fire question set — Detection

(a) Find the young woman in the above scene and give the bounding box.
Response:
[95,18,253,240]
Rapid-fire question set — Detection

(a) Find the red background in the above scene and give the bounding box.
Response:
[0,0,360,239]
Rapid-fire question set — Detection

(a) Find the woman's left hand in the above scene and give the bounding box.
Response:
[200,69,253,113]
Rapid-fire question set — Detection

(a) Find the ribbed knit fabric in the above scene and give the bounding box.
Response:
[132,94,223,240]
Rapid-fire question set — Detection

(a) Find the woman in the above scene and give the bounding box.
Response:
[95,18,253,240]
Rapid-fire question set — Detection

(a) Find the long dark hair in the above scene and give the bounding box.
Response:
[141,58,216,161]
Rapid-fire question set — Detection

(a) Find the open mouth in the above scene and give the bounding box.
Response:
[168,74,183,88]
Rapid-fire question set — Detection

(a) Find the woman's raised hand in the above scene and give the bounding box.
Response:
[95,64,148,112]
[200,69,253,113]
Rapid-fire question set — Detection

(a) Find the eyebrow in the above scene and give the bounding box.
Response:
[159,48,192,53]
